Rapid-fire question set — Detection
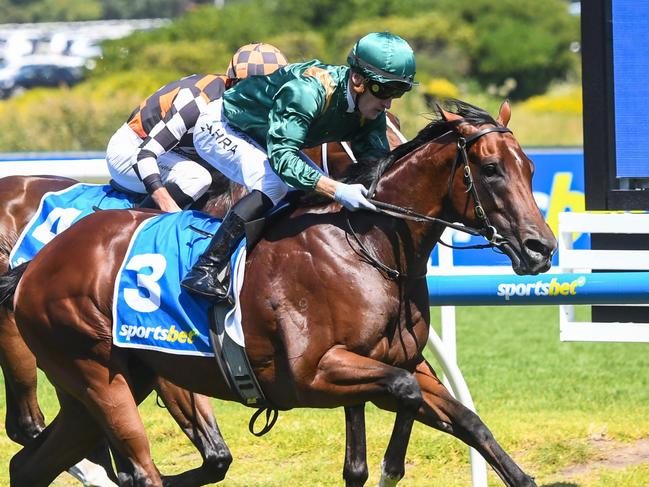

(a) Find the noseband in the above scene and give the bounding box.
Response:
[347,125,513,280]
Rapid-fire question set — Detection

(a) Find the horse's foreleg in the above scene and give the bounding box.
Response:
[0,309,116,484]
[344,404,368,487]
[85,370,163,486]
[153,377,232,486]
[38,349,164,487]
[309,348,424,487]
[0,309,44,444]
[381,359,537,487]
[9,388,104,487]
[377,407,416,487]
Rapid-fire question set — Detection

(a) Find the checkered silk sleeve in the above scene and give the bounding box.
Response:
[127,74,229,192]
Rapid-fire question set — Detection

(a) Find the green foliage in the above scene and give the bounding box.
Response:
[0,70,171,151]
[138,39,230,76]
[100,0,186,20]
[0,0,218,22]
[92,3,282,78]
[431,0,579,99]
[160,2,282,49]
[0,0,101,22]
[90,0,577,100]
[273,0,447,34]
[266,31,328,63]
[0,0,582,150]
[333,13,474,82]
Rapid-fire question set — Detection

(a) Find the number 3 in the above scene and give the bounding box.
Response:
[123,253,167,312]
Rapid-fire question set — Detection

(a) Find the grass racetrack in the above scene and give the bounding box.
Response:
[2,305,649,486]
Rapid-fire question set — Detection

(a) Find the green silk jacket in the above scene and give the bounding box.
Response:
[222,60,389,191]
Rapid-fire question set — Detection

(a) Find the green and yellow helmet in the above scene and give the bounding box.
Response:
[347,32,417,95]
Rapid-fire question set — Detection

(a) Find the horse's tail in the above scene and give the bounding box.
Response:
[0,261,29,311]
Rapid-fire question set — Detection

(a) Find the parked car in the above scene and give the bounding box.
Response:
[13,64,83,90]
[0,55,85,99]
[0,61,23,98]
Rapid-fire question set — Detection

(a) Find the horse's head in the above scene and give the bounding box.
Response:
[439,100,556,275]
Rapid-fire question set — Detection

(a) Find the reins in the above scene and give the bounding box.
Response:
[346,125,512,280]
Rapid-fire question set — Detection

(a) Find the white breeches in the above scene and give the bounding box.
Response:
[106,123,212,200]
[193,99,323,205]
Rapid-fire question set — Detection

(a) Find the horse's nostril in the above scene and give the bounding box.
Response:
[524,238,551,259]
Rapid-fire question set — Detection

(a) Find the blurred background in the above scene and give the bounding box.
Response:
[0,0,582,151]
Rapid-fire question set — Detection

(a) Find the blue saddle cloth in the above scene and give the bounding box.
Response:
[112,211,245,356]
[10,183,137,268]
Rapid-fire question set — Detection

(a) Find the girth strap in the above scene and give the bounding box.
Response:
[208,304,279,435]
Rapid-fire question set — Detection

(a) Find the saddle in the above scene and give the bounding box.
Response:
[109,179,147,203]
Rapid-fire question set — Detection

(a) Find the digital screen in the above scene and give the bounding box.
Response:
[612,0,649,178]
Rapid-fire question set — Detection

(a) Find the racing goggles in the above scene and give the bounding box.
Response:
[366,80,410,99]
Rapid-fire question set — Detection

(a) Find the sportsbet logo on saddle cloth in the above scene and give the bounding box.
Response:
[113,211,247,356]
[9,183,138,268]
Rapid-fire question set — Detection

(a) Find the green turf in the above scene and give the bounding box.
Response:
[1,305,648,486]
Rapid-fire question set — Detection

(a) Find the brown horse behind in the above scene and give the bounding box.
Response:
[7,101,554,486]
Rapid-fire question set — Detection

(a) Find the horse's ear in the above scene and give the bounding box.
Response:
[496,100,511,127]
[436,103,463,123]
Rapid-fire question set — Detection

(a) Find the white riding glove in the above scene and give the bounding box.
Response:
[334,183,377,211]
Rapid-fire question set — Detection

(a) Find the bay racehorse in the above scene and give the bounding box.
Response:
[4,101,554,486]
[0,114,406,484]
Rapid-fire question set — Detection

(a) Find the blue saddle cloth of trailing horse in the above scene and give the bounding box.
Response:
[112,211,246,357]
[9,183,137,268]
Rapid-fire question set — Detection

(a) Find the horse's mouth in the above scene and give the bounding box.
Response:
[499,240,552,276]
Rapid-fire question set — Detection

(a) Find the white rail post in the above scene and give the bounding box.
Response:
[437,228,457,394]
[558,212,649,342]
[428,228,488,487]
[426,329,488,487]
[558,212,576,330]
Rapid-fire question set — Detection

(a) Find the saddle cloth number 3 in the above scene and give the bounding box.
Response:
[124,253,167,313]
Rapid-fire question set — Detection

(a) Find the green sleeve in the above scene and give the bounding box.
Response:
[266,78,324,191]
[350,113,390,161]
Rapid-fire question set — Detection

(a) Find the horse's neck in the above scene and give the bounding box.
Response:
[372,139,456,266]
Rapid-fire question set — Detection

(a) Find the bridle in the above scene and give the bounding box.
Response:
[346,125,513,280]
[447,126,512,243]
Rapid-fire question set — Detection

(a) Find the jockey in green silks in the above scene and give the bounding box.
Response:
[182,32,417,302]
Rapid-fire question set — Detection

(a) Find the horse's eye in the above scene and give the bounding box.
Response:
[481,163,498,177]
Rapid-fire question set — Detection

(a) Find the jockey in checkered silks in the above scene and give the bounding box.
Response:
[181,32,418,302]
[105,43,288,213]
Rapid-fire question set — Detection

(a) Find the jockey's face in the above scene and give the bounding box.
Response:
[350,72,394,120]
[358,88,393,119]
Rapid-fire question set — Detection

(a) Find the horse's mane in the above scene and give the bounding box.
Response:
[300,99,497,206]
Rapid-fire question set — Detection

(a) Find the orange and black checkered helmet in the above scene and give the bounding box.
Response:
[226,43,288,79]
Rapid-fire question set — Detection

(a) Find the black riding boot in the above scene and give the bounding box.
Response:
[180,210,245,301]
[181,190,274,302]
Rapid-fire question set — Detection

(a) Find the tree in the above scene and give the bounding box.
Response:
[0,0,101,22]
[431,0,579,99]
